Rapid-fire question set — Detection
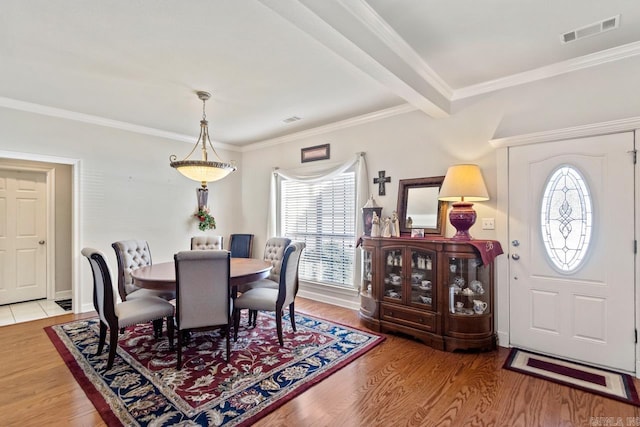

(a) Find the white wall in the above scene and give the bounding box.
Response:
[241,53,640,253]
[0,107,242,312]
[239,54,640,320]
[1,54,639,315]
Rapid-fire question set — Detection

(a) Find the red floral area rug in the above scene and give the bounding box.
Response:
[503,348,640,406]
[46,312,384,426]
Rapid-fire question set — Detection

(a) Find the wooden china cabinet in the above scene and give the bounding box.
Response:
[359,236,502,352]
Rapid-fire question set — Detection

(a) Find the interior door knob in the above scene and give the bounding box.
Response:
[39,240,45,245]
[511,253,520,260]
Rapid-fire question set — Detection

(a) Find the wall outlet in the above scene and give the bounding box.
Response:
[481,218,495,230]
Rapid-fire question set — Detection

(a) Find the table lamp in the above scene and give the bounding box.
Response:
[438,164,489,240]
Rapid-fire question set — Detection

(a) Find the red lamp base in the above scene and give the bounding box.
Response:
[449,201,477,240]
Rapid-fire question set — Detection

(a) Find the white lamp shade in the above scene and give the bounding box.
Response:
[438,164,490,202]
[171,160,236,183]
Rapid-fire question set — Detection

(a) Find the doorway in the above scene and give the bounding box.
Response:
[0,156,75,311]
[0,169,47,304]
[508,132,635,372]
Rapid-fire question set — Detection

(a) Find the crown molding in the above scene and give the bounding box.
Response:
[242,104,416,152]
[490,116,640,148]
[0,96,241,152]
[453,40,640,100]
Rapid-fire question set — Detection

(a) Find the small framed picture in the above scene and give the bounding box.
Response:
[411,228,425,238]
[301,144,330,163]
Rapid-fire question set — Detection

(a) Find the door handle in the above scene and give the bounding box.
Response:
[511,253,520,260]
[39,240,45,245]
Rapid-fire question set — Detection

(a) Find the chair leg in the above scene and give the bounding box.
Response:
[97,321,107,355]
[289,302,297,332]
[248,309,259,327]
[276,309,284,346]
[107,327,119,370]
[152,319,163,338]
[246,309,253,326]
[166,316,175,351]
[177,330,183,370]
[233,309,240,341]
[225,323,230,362]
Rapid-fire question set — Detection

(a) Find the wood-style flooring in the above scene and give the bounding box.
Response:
[0,297,638,426]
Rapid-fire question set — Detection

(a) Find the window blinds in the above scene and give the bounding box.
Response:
[281,171,356,286]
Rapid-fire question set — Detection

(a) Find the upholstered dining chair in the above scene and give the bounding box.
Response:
[238,237,292,326]
[229,233,254,258]
[81,248,174,370]
[174,250,232,368]
[112,240,175,337]
[190,235,223,250]
[233,242,305,346]
[111,240,176,302]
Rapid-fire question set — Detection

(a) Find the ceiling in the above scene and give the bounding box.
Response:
[1,0,639,149]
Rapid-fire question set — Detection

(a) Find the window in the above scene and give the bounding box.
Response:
[280,171,356,287]
[540,165,593,272]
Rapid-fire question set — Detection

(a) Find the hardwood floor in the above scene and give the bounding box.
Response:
[0,297,638,426]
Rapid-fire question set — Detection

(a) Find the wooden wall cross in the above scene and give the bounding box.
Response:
[373,170,391,196]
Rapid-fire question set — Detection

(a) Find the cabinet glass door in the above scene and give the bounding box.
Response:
[382,248,403,301]
[409,248,435,308]
[447,256,491,316]
[361,247,374,296]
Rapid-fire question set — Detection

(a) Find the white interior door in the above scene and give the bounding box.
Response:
[509,132,635,372]
[0,170,47,304]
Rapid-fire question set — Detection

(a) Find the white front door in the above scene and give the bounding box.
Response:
[509,132,635,372]
[0,170,47,304]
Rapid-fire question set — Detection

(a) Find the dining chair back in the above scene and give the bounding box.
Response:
[174,250,232,368]
[112,240,175,302]
[238,236,291,326]
[233,242,305,346]
[263,237,292,283]
[81,248,174,369]
[190,235,223,250]
[229,233,254,258]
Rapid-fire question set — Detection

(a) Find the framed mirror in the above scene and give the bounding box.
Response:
[397,176,448,236]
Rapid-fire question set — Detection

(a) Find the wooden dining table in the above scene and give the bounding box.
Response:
[130,257,272,291]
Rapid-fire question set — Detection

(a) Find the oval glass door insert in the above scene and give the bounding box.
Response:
[540,165,593,272]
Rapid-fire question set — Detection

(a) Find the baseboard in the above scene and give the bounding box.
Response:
[80,302,95,314]
[54,290,72,300]
[297,284,360,311]
[497,330,509,349]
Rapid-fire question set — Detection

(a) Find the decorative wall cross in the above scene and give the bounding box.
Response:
[373,170,391,196]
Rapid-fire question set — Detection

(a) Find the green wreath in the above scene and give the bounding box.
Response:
[194,207,216,231]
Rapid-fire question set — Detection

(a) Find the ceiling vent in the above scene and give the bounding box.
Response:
[282,116,302,124]
[561,15,620,44]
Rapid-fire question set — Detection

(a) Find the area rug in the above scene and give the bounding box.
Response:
[45,311,384,426]
[503,348,640,406]
[55,298,72,311]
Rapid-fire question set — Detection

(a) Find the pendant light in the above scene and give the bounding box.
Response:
[169,91,237,188]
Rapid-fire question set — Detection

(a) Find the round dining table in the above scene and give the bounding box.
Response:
[130,258,272,291]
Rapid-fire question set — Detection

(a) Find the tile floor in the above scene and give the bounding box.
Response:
[0,299,70,326]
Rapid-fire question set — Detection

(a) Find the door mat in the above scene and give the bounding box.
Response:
[55,299,72,311]
[503,348,640,406]
[45,311,384,426]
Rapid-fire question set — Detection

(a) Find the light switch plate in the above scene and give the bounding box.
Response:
[482,218,495,230]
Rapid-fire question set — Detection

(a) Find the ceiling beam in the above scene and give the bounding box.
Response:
[260,0,450,118]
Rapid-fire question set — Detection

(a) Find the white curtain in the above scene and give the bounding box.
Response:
[267,152,369,289]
